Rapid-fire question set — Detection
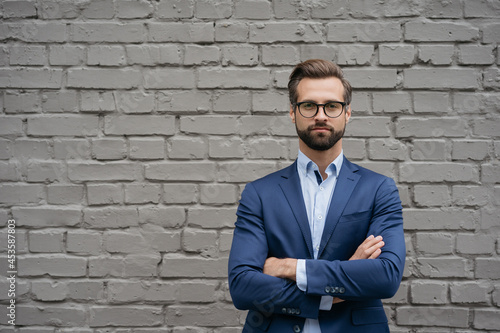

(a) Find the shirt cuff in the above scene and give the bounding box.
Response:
[295,259,307,292]
[319,296,334,311]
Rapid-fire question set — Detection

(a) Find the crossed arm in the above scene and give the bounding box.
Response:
[263,235,385,303]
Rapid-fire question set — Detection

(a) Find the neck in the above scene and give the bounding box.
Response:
[299,139,342,179]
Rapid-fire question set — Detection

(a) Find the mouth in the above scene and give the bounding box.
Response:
[310,127,332,133]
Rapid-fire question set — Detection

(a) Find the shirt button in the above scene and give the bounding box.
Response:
[318,215,322,220]
[293,325,301,333]
[320,187,324,191]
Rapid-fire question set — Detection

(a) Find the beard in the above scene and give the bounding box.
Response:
[296,122,345,151]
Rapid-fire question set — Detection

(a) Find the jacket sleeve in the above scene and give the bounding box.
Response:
[228,182,322,319]
[305,177,406,300]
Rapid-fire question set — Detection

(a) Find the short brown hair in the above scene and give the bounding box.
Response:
[288,59,352,107]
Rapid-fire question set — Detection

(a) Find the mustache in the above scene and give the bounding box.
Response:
[308,123,333,131]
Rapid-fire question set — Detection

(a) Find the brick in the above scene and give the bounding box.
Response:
[165,304,241,327]
[396,117,467,138]
[0,116,23,136]
[25,160,64,183]
[180,116,238,135]
[116,91,155,114]
[28,115,98,137]
[117,0,154,18]
[0,184,44,204]
[253,91,289,113]
[3,1,37,18]
[89,257,124,277]
[126,45,181,66]
[32,281,67,301]
[49,45,85,66]
[352,92,371,114]
[411,140,446,161]
[404,68,479,89]
[81,0,114,18]
[198,68,270,89]
[68,281,104,301]
[476,258,500,279]
[400,162,478,182]
[465,0,500,18]
[472,118,500,138]
[300,45,336,62]
[15,305,86,326]
[4,90,40,113]
[458,44,495,65]
[343,69,397,88]
[86,184,122,205]
[327,22,401,42]
[68,68,141,89]
[143,68,195,89]
[411,280,447,304]
[129,137,165,160]
[337,45,374,66]
[482,163,500,183]
[454,92,500,114]
[415,233,453,255]
[71,23,146,42]
[221,45,258,66]
[104,229,180,253]
[149,22,214,43]
[262,45,299,65]
[38,1,79,19]
[138,206,186,228]
[456,233,495,255]
[246,138,287,159]
[481,206,500,230]
[310,0,347,18]
[403,208,476,230]
[155,0,193,18]
[188,207,236,228]
[104,115,175,136]
[146,162,216,182]
[0,161,21,181]
[108,281,175,303]
[53,139,91,159]
[367,139,407,161]
[396,307,469,328]
[200,184,237,205]
[89,306,163,327]
[424,0,462,18]
[41,90,79,113]
[87,45,126,66]
[67,231,102,255]
[235,0,272,19]
[213,91,251,113]
[184,45,220,65]
[163,184,198,204]
[473,309,500,330]
[452,185,490,207]
[83,207,139,229]
[92,138,127,160]
[182,228,218,255]
[417,258,472,278]
[195,0,232,18]
[160,255,228,278]
[483,67,500,89]
[413,185,450,207]
[413,92,449,113]
[29,230,64,253]
[217,161,277,182]
[250,22,323,43]
[345,117,391,137]
[450,281,491,304]
[80,91,115,113]
[168,137,206,160]
[12,206,81,227]
[18,255,87,277]
[273,0,309,18]
[343,138,366,160]
[215,21,249,42]
[0,139,11,160]
[4,22,66,42]
[373,92,411,113]
[405,21,479,41]
[157,91,211,113]
[483,23,500,43]
[124,253,161,277]
[0,68,62,88]
[9,45,46,65]
[68,162,139,182]
[418,45,454,65]
[379,44,415,65]
[124,184,161,204]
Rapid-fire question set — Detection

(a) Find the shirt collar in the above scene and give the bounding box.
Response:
[297,149,343,179]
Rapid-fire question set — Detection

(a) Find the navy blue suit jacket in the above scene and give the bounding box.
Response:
[228,158,405,333]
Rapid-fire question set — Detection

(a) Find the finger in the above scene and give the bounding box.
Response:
[361,235,383,249]
[368,248,382,259]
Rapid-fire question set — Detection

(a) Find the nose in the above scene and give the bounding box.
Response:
[314,105,328,122]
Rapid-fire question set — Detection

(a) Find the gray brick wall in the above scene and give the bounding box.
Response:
[0,0,499,331]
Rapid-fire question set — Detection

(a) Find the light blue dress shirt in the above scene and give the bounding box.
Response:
[295,149,343,333]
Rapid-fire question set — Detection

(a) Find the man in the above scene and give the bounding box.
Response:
[228,59,405,333]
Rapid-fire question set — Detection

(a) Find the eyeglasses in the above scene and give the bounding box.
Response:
[295,101,346,118]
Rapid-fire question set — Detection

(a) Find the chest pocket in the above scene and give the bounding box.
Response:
[339,210,371,224]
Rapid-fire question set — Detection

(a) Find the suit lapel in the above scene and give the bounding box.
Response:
[318,159,360,258]
[278,162,314,259]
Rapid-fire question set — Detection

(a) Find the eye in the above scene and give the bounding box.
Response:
[326,102,342,110]
[301,102,316,110]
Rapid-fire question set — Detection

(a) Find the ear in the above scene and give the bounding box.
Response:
[345,104,351,123]
[289,104,296,123]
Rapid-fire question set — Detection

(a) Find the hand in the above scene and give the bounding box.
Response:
[349,235,384,260]
[263,257,297,281]
[334,235,384,305]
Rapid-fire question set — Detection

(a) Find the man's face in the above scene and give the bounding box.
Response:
[289,77,351,151]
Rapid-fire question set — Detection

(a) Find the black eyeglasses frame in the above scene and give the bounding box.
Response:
[294,101,347,119]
